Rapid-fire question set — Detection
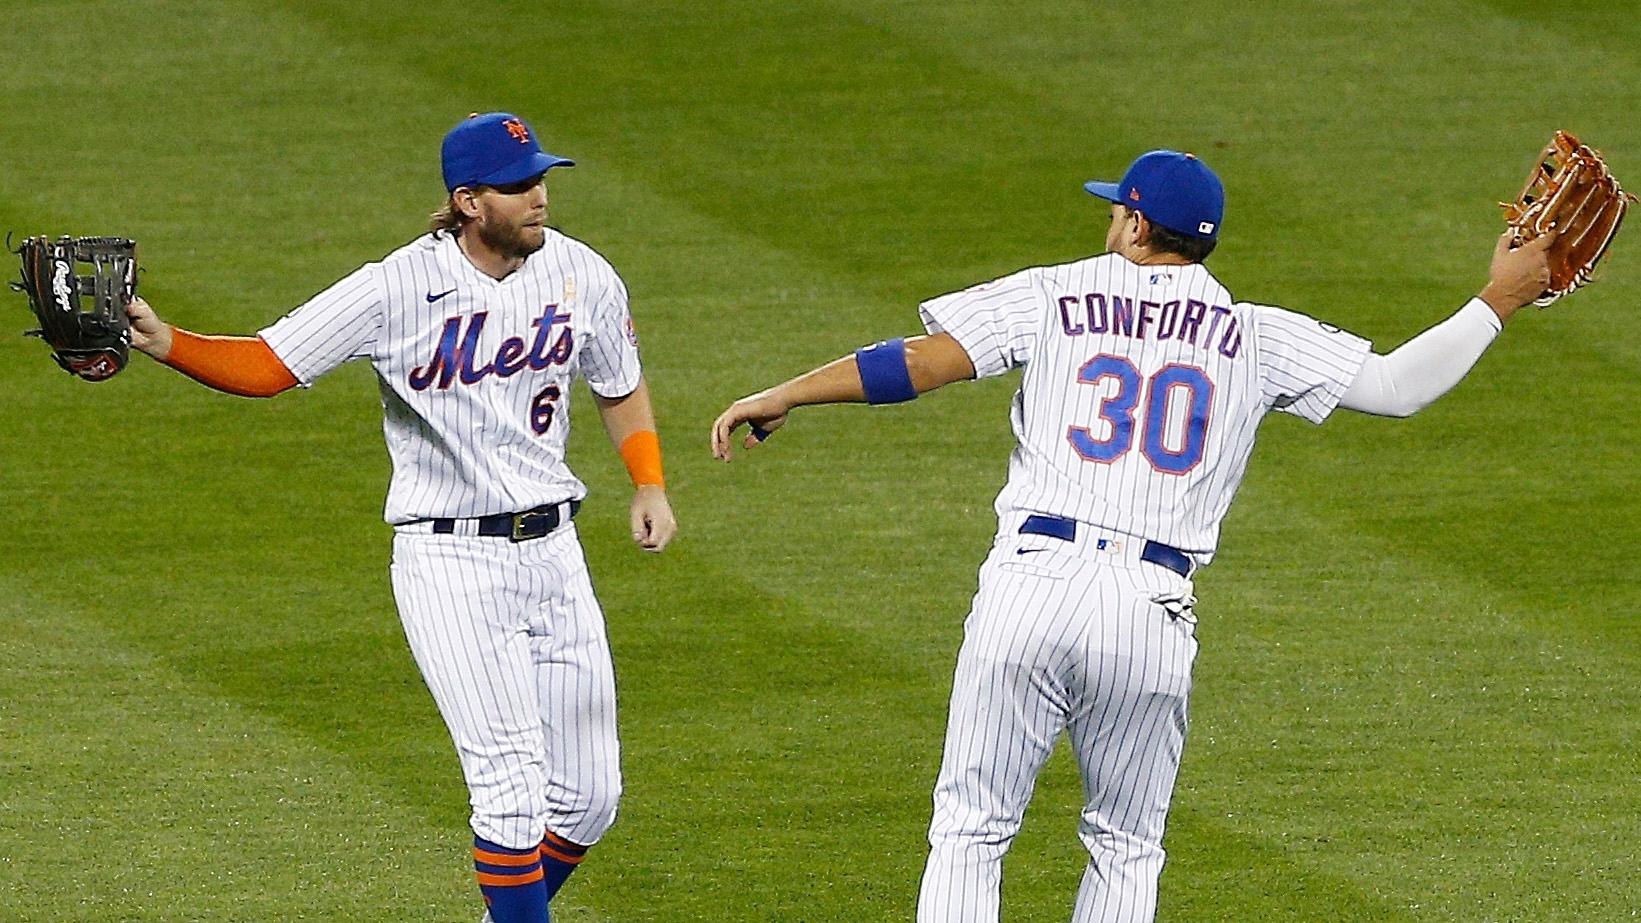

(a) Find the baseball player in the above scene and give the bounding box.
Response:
[711,150,1554,922]
[123,112,675,923]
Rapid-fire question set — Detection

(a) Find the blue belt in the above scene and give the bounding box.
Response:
[425,499,580,542]
[1018,514,1193,578]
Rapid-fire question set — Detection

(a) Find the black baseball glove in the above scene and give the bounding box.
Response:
[11,235,137,381]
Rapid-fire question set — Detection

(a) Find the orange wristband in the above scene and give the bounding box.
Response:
[619,430,665,488]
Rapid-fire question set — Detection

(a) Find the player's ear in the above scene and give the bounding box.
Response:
[1130,211,1153,248]
[452,186,484,220]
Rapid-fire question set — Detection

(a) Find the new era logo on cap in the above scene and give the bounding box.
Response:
[1199,221,1215,234]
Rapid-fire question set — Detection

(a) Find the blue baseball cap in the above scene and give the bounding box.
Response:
[441,112,574,192]
[1084,150,1224,240]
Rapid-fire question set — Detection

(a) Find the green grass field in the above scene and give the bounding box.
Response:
[2,2,1638,920]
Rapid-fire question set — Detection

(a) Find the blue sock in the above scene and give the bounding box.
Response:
[474,837,549,923]
[539,831,590,901]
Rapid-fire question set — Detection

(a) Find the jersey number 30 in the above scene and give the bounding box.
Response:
[1066,355,1213,475]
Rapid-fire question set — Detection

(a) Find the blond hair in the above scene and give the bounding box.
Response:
[429,195,468,234]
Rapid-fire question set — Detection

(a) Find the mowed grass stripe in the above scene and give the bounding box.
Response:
[0,582,479,922]
[845,0,1641,310]
[272,0,1182,305]
[1191,483,1639,920]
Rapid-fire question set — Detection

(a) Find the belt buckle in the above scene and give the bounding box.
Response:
[510,509,550,542]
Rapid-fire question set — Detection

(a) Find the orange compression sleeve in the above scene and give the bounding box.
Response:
[618,430,665,488]
[161,327,300,397]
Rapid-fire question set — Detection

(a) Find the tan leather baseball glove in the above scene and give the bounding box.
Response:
[1502,131,1635,306]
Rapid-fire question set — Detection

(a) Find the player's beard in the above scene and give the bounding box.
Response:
[476,215,546,261]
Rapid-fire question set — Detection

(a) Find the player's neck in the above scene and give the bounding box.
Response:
[1115,243,1193,267]
[456,231,527,281]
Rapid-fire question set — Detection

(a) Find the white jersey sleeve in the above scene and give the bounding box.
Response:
[1249,304,1373,423]
[578,269,643,398]
[918,267,1043,379]
[259,263,385,385]
[1338,298,1501,417]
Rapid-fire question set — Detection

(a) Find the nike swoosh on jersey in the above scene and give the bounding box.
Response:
[426,288,459,303]
[1015,548,1049,556]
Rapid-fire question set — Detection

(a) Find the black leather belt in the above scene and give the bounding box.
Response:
[427,500,580,542]
[1018,514,1193,578]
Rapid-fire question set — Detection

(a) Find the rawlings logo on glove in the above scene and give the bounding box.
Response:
[1502,131,1635,307]
[9,235,137,381]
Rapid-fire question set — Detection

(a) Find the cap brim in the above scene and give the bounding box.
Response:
[472,151,576,188]
[1083,180,1121,201]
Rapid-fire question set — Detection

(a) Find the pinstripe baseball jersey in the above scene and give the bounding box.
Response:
[260,229,642,524]
[920,253,1371,560]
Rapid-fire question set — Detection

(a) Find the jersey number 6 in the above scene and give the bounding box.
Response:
[1066,355,1213,475]
[530,385,562,435]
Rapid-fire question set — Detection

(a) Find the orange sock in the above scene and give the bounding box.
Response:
[539,830,589,901]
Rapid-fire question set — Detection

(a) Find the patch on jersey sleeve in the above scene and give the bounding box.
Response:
[625,316,640,347]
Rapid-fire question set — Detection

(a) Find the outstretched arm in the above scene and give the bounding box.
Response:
[126,297,299,398]
[709,332,976,460]
[593,378,677,553]
[1340,230,1553,417]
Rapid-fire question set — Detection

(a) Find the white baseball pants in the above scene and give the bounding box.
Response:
[918,513,1199,923]
[390,523,622,851]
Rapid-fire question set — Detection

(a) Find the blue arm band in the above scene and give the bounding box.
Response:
[855,338,918,405]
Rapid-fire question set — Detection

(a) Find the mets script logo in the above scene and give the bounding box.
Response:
[408,303,572,391]
[52,261,73,305]
[504,119,531,143]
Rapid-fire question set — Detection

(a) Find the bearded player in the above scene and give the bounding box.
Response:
[712,150,1554,921]
[125,112,675,923]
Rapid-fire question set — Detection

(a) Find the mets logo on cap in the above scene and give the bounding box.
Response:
[440,111,576,193]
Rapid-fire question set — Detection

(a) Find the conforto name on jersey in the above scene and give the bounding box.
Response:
[1057,293,1242,359]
